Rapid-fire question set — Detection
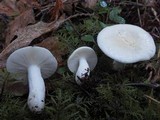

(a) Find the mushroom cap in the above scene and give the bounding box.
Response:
[6,46,58,79]
[67,46,97,73]
[97,24,156,63]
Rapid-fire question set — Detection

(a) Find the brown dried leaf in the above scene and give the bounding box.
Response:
[0,0,20,16]
[1,80,56,96]
[6,81,28,96]
[3,0,18,10]
[0,80,28,96]
[0,14,66,68]
[5,9,36,46]
[37,36,68,66]
[81,0,98,9]
[146,59,160,83]
[63,0,79,14]
[0,78,55,96]
[16,0,40,13]
[50,0,64,21]
[146,63,156,81]
[0,0,40,17]
[144,0,156,7]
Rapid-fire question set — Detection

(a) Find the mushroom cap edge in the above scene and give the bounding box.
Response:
[6,46,58,79]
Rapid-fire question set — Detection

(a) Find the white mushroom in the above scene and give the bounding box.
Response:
[67,46,97,85]
[97,24,156,70]
[6,46,58,113]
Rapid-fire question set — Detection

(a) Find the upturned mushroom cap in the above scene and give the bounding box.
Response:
[6,46,58,78]
[97,24,156,63]
[67,46,97,73]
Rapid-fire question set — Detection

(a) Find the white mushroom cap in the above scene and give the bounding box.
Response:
[97,24,156,63]
[67,46,97,74]
[6,46,58,79]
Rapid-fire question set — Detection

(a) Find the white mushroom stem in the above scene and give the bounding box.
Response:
[113,60,126,71]
[75,58,90,85]
[27,65,45,112]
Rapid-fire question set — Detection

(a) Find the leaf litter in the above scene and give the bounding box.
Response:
[0,0,160,119]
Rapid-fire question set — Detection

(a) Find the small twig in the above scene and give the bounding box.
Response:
[136,0,142,26]
[64,13,94,22]
[152,27,160,39]
[151,7,160,24]
[123,83,160,89]
[119,1,144,7]
[144,94,160,104]
[137,8,142,26]
[68,19,81,37]
[0,73,9,101]
[0,81,5,101]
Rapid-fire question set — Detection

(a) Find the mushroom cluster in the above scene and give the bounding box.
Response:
[5,24,156,113]
[6,46,58,113]
[97,24,156,70]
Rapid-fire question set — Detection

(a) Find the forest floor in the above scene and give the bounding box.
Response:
[0,0,160,120]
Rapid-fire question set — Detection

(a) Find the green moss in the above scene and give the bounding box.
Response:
[0,1,160,120]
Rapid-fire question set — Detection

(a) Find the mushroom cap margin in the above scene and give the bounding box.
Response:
[6,46,58,79]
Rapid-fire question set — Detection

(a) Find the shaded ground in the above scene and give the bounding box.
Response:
[0,0,160,120]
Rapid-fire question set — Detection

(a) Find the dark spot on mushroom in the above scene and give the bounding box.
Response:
[82,68,90,78]
[41,100,44,102]
[35,105,38,108]
[77,68,91,84]
[85,68,90,72]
